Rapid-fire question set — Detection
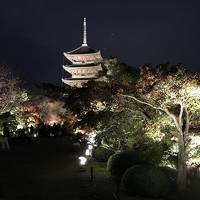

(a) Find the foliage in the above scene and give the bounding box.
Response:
[102,58,139,87]
[95,113,145,150]
[107,144,162,182]
[37,58,143,150]
[0,66,28,116]
[121,165,169,198]
[123,64,200,192]
[0,112,17,134]
[160,166,177,194]
[36,83,69,101]
[20,96,77,128]
[93,146,115,162]
[107,151,136,184]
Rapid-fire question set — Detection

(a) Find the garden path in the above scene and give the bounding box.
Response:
[0,138,114,200]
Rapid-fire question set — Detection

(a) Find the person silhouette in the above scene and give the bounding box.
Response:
[2,122,10,150]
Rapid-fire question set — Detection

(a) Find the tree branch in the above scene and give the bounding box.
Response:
[164,108,183,135]
[121,94,165,112]
[121,94,183,135]
[178,102,184,128]
[184,106,190,136]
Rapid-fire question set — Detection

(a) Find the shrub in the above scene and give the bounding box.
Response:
[160,167,177,194]
[93,146,115,162]
[121,165,169,198]
[107,151,144,183]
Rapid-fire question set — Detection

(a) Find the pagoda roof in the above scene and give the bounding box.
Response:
[64,63,101,68]
[66,45,99,55]
[62,77,97,81]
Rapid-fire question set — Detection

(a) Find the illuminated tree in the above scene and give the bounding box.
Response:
[122,64,200,192]
[95,107,146,151]
[33,97,76,126]
[20,101,41,127]
[38,58,143,146]
[0,66,27,115]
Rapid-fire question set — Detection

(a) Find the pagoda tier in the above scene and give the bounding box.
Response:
[64,50,102,65]
[62,78,97,87]
[63,64,102,79]
[62,18,103,87]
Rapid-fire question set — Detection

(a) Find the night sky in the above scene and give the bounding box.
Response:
[0,0,199,86]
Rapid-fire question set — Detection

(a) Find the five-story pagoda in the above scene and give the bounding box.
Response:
[62,18,103,87]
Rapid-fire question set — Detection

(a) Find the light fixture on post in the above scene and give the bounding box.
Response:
[78,156,87,166]
[85,149,90,156]
[85,144,93,156]
[88,144,93,150]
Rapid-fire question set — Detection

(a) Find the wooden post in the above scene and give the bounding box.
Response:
[90,167,94,182]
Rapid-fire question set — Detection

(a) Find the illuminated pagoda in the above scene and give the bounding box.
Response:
[62,18,103,87]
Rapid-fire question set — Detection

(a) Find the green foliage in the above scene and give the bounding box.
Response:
[102,58,139,87]
[93,146,115,162]
[160,166,177,194]
[95,106,145,150]
[122,165,169,197]
[0,112,17,134]
[107,141,167,183]
[36,83,69,101]
[107,151,137,184]
[135,141,166,165]
[121,165,170,198]
[37,58,144,149]
[160,154,178,169]
[191,146,200,159]
[123,64,200,192]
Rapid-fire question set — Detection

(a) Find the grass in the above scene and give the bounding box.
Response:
[2,138,200,200]
[84,159,115,199]
[0,137,116,200]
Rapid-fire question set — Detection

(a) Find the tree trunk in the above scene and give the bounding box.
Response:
[177,133,187,194]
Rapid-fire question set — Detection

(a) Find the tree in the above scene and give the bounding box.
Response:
[95,107,145,151]
[122,64,200,193]
[38,58,145,148]
[0,66,27,115]
[102,57,139,87]
[29,96,77,126]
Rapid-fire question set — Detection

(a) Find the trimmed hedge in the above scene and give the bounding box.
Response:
[160,166,177,194]
[93,146,115,162]
[107,150,157,183]
[121,165,170,198]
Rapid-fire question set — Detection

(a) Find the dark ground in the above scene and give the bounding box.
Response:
[0,138,115,200]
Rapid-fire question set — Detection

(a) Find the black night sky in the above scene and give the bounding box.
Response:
[0,0,199,86]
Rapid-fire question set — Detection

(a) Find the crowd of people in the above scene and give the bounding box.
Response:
[0,122,74,151]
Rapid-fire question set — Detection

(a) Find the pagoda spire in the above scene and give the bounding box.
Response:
[82,17,87,46]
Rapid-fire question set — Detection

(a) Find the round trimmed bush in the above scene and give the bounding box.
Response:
[93,146,115,162]
[121,165,169,198]
[160,167,177,194]
[107,151,146,183]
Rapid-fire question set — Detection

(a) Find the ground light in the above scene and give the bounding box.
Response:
[78,156,87,166]
[85,144,93,156]
[33,133,37,138]
[88,144,93,150]
[85,149,90,156]
[78,144,94,181]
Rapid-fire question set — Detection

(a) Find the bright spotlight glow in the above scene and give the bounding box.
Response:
[85,149,90,156]
[88,144,93,150]
[33,133,37,138]
[187,87,200,98]
[17,124,23,129]
[78,156,87,165]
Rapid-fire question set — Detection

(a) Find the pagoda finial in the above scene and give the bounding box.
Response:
[82,17,87,46]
